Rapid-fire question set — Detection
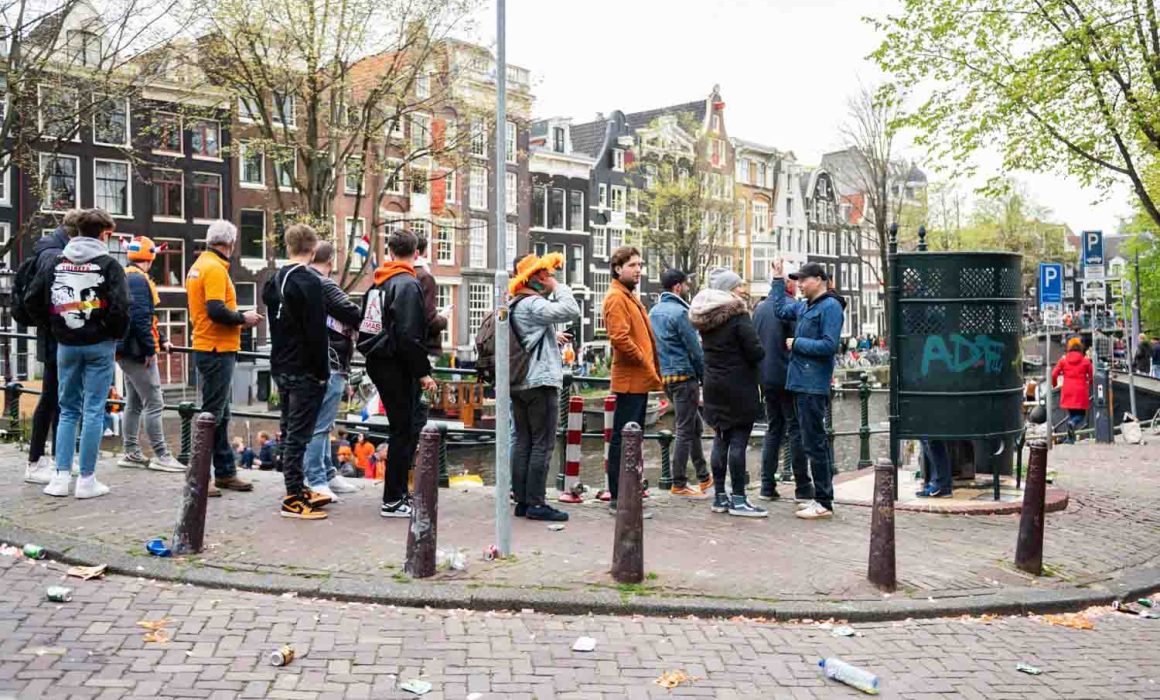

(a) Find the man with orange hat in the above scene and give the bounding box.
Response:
[508,252,579,521]
[115,236,185,473]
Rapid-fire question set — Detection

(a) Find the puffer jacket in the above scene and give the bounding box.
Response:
[510,283,581,391]
[690,289,765,429]
[771,278,846,396]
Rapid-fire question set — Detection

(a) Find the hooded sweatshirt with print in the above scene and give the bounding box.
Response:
[358,261,431,379]
[26,236,130,347]
[690,288,765,429]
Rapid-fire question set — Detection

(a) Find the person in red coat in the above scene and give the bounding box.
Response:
[1052,337,1093,443]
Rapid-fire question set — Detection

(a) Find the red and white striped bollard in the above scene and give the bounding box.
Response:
[597,394,615,501]
[558,395,585,503]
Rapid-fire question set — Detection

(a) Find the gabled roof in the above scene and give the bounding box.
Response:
[568,119,608,158]
[623,99,705,131]
[732,138,780,157]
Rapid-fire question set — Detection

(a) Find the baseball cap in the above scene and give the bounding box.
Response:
[660,268,689,290]
[788,261,828,281]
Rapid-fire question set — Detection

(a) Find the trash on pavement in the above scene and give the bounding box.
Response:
[832,626,859,637]
[145,538,171,557]
[399,678,432,695]
[269,645,295,666]
[571,636,597,652]
[819,658,880,695]
[45,586,72,603]
[1016,662,1043,675]
[449,472,483,488]
[653,670,701,689]
[483,544,499,561]
[1039,612,1094,630]
[23,544,46,560]
[547,524,566,531]
[66,564,107,580]
[436,548,468,571]
[136,619,170,631]
[21,646,67,656]
[466,694,482,700]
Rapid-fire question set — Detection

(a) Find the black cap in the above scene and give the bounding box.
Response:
[788,262,828,281]
[660,268,689,290]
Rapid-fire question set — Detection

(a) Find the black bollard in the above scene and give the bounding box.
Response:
[172,413,216,555]
[612,422,644,584]
[867,457,897,592]
[405,426,441,578]
[1015,440,1048,575]
[657,430,673,491]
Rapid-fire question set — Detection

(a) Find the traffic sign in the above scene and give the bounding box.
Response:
[1082,230,1104,265]
[1083,279,1106,304]
[1083,264,1106,280]
[1039,262,1063,306]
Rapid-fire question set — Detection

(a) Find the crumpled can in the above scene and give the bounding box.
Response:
[146,538,172,557]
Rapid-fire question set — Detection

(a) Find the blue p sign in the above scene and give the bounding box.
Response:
[1082,230,1104,265]
[1039,262,1063,306]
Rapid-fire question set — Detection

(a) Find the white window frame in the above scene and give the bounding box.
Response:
[344,157,362,195]
[505,120,517,164]
[445,169,457,204]
[38,153,80,213]
[435,222,455,265]
[469,166,487,210]
[92,94,130,147]
[411,112,431,152]
[387,115,404,140]
[152,112,183,155]
[506,221,517,270]
[469,218,487,268]
[753,201,769,236]
[92,158,132,218]
[611,185,626,213]
[569,244,584,287]
[237,95,260,123]
[592,226,607,259]
[272,92,296,128]
[436,284,454,347]
[151,168,184,223]
[37,85,80,142]
[593,271,610,332]
[569,190,584,232]
[274,152,295,191]
[384,158,405,195]
[238,142,265,188]
[468,283,492,344]
[238,208,267,260]
[416,73,431,100]
[612,149,625,172]
[150,236,186,289]
[470,121,487,158]
[505,172,517,215]
[190,119,222,160]
[0,156,9,207]
[598,183,607,209]
[0,222,9,266]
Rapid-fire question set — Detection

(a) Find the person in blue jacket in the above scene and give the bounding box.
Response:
[771,260,846,520]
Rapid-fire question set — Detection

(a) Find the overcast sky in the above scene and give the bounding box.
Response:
[469,0,1134,236]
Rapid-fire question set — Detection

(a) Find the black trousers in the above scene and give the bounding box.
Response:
[370,365,419,504]
[29,356,58,462]
[512,386,558,507]
[607,392,648,501]
[274,374,326,496]
[711,424,753,496]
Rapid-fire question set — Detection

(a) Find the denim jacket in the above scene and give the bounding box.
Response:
[648,292,705,381]
[510,283,581,391]
[771,278,846,395]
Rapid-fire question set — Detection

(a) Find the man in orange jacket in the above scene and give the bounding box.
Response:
[602,246,663,514]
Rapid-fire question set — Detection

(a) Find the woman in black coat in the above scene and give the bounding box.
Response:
[689,268,766,518]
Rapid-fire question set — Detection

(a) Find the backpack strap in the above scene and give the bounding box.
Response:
[276,263,304,321]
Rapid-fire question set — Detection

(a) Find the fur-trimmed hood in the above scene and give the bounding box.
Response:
[689,289,747,332]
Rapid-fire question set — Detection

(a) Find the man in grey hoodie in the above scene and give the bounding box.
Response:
[509,253,580,522]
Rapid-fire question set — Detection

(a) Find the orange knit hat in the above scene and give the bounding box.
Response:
[126,236,159,262]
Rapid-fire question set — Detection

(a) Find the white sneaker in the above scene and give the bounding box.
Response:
[148,455,186,473]
[795,502,833,520]
[74,475,110,499]
[309,484,339,504]
[117,452,151,469]
[43,471,72,497]
[103,429,115,437]
[24,459,55,485]
[328,474,360,494]
[796,500,816,511]
[69,460,79,477]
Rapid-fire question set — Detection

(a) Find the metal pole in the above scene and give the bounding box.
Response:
[493,0,512,557]
[1129,249,1139,417]
[887,223,900,481]
[1044,327,1052,450]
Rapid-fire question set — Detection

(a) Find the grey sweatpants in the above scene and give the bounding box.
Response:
[118,357,170,457]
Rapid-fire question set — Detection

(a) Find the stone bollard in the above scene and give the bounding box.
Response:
[1015,440,1048,576]
[177,401,197,465]
[867,457,897,592]
[172,413,216,556]
[611,422,645,584]
[405,426,441,578]
[437,422,449,488]
[657,430,673,491]
[858,373,873,469]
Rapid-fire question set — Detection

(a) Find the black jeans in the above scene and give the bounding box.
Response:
[29,356,58,462]
[711,424,753,496]
[795,392,834,510]
[194,351,237,479]
[512,386,558,507]
[761,386,811,499]
[664,379,708,487]
[370,365,419,504]
[607,392,648,500]
[274,374,326,496]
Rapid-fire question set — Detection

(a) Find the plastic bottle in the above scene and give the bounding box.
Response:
[819,658,880,695]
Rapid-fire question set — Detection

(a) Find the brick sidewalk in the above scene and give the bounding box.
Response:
[1,556,1159,699]
[0,439,1158,614]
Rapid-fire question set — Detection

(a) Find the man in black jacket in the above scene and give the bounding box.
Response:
[23,210,80,485]
[753,278,811,502]
[262,224,330,520]
[26,208,129,500]
[358,230,436,518]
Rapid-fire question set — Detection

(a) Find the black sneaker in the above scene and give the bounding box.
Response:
[515,503,528,517]
[380,498,413,518]
[711,493,730,513]
[757,490,780,501]
[526,504,568,522]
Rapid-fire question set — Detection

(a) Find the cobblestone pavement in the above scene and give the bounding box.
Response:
[1,556,1159,699]
[0,438,1158,605]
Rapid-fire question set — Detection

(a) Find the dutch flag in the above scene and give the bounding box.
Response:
[353,233,370,259]
[361,391,384,421]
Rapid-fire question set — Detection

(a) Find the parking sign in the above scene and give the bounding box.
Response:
[1039,262,1063,306]
[1082,230,1104,265]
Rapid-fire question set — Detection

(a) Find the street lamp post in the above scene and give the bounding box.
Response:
[0,267,14,383]
[493,0,513,557]
[1128,232,1154,420]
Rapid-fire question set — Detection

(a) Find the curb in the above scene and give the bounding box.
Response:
[4,522,1158,623]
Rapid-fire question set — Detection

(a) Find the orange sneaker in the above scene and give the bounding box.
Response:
[671,485,709,499]
[281,495,328,520]
[698,475,714,493]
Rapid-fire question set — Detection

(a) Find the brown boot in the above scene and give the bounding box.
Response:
[214,476,253,492]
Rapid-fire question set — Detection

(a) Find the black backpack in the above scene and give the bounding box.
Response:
[12,252,43,327]
[474,296,546,385]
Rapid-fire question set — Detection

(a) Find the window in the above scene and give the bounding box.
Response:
[569,191,584,231]
[753,202,769,235]
[609,228,624,251]
[445,170,457,203]
[598,184,608,209]
[192,173,222,221]
[752,244,774,282]
[548,188,565,229]
[239,210,266,258]
[436,284,453,346]
[191,120,220,158]
[344,218,366,271]
[469,283,492,343]
[593,226,607,258]
[387,116,403,140]
[156,309,187,386]
[411,113,430,151]
[93,159,130,216]
[93,95,128,146]
[505,120,517,163]
[737,202,748,234]
[470,166,487,210]
[239,143,264,186]
[532,186,546,228]
[612,149,625,171]
[506,221,517,270]
[66,29,101,67]
[710,139,724,165]
[106,235,129,267]
[505,172,517,214]
[569,245,584,285]
[711,114,720,132]
[153,112,182,154]
[151,169,183,220]
[385,159,404,195]
[470,121,486,157]
[38,86,80,140]
[410,219,429,245]
[39,154,78,212]
[469,219,487,268]
[344,158,362,195]
[274,151,295,189]
[593,271,610,332]
[786,198,793,219]
[151,238,185,288]
[736,158,747,183]
[416,74,431,100]
[611,186,625,213]
[411,167,431,195]
[436,223,455,265]
[553,127,565,153]
[758,162,767,187]
[272,92,295,127]
[238,96,260,122]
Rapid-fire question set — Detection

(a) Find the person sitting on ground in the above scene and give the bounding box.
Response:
[233,437,255,470]
[256,431,275,470]
[353,432,375,474]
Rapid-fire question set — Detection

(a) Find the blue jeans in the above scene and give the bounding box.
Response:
[794,392,834,510]
[304,372,346,487]
[921,440,952,493]
[55,341,117,477]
